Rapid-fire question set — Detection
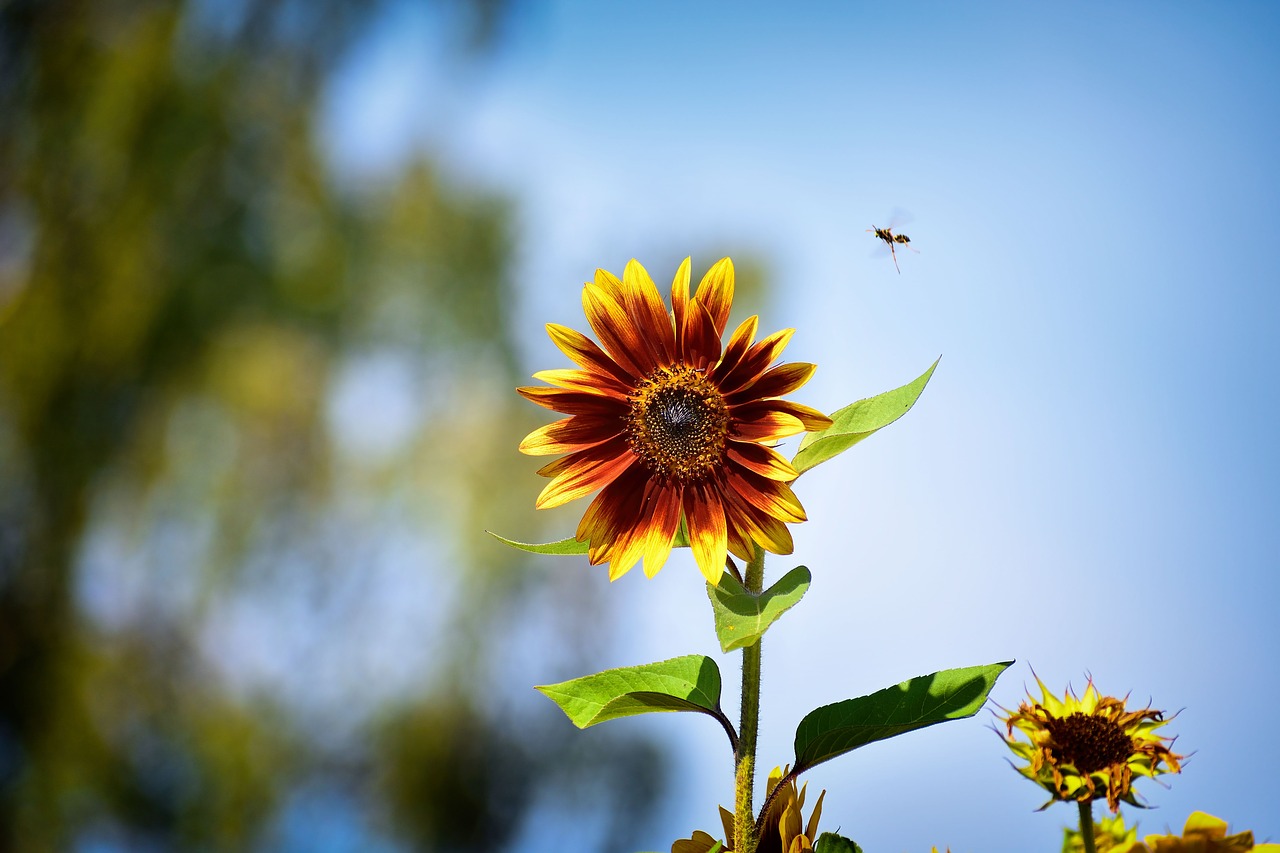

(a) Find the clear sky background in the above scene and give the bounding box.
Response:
[325,3,1279,850]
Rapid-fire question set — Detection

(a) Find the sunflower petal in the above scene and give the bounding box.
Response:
[545,323,635,386]
[640,481,682,578]
[727,442,798,481]
[582,283,652,377]
[682,299,723,370]
[671,257,691,353]
[727,467,807,523]
[535,437,636,509]
[623,259,676,365]
[576,464,649,581]
[718,327,796,395]
[517,385,628,415]
[519,415,619,455]
[766,400,833,432]
[728,362,817,403]
[693,257,735,338]
[683,482,728,584]
[732,410,806,443]
[713,314,759,383]
[592,267,627,303]
[735,501,796,555]
[734,399,832,433]
[529,368,630,397]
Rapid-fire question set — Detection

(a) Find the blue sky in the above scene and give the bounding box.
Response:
[326,3,1280,849]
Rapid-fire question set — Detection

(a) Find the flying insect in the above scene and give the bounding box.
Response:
[867,224,916,274]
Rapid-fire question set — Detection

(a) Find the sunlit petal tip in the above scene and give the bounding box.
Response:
[592,266,626,300]
[517,425,559,455]
[607,560,635,582]
[622,257,653,288]
[791,404,833,432]
[671,257,692,302]
[693,257,735,336]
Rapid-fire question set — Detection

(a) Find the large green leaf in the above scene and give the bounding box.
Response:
[792,661,1012,773]
[486,531,589,555]
[706,566,811,652]
[792,358,940,475]
[815,833,864,853]
[537,655,725,729]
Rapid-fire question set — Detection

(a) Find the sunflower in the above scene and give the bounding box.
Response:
[758,764,825,853]
[997,673,1183,812]
[518,258,831,583]
[1124,811,1280,853]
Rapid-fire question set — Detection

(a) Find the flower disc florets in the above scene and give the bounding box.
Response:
[517,257,832,584]
[997,673,1183,812]
[626,365,730,482]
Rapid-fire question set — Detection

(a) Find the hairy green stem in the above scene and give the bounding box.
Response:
[1078,800,1097,853]
[734,544,766,853]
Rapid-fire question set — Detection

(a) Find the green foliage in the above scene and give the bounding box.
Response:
[0,2,671,850]
[792,661,1013,774]
[815,832,865,853]
[706,566,811,652]
[792,358,940,475]
[487,531,590,555]
[490,524,691,556]
[537,656,726,729]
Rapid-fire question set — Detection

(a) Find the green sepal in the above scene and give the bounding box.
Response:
[486,531,588,555]
[792,357,939,475]
[536,655,725,729]
[706,566,811,652]
[792,661,1012,773]
[815,833,864,853]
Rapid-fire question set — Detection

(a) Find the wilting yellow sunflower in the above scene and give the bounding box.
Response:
[758,764,825,853]
[669,766,825,853]
[1123,812,1280,853]
[997,673,1184,812]
[518,258,831,583]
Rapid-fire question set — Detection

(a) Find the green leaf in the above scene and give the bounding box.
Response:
[792,357,940,475]
[706,566,811,652]
[486,531,589,555]
[488,528,692,555]
[815,833,864,853]
[537,655,725,729]
[793,661,1012,773]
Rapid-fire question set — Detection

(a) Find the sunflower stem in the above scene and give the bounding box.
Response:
[734,544,765,853]
[1078,800,1097,853]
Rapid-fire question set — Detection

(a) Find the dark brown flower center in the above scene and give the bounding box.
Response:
[1043,712,1135,774]
[625,364,729,482]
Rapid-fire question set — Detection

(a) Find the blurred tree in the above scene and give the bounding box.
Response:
[0,1,664,850]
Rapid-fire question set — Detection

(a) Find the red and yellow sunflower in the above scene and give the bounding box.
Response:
[518,258,831,583]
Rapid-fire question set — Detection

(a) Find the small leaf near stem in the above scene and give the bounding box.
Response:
[707,565,811,653]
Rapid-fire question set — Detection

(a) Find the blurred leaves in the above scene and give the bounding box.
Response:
[0,1,665,850]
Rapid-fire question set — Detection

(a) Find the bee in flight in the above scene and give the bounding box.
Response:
[867,224,916,274]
